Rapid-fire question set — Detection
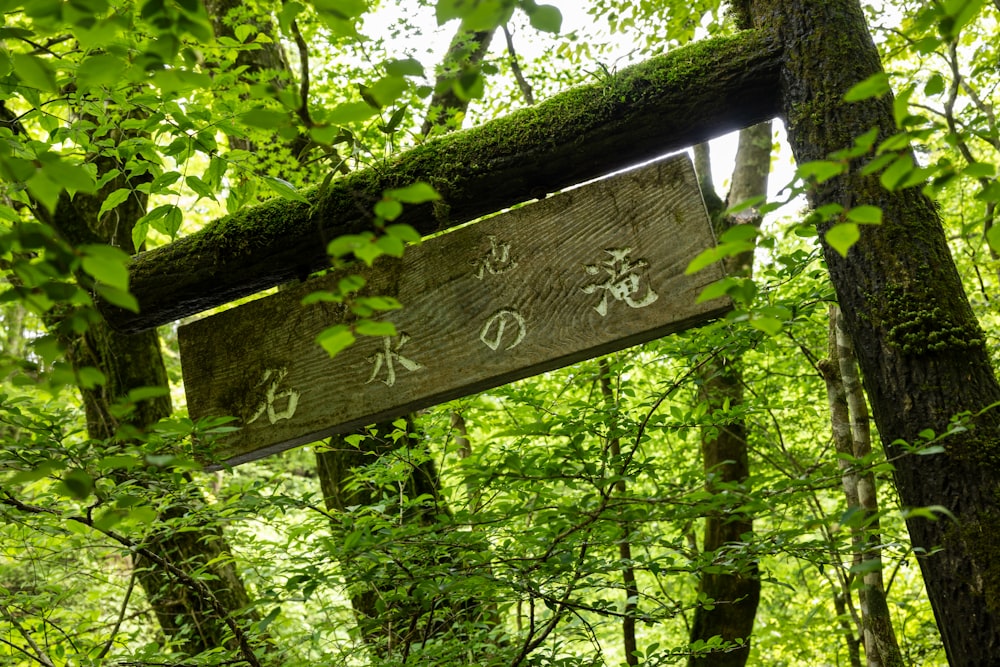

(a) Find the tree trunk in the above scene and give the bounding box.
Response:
[820,305,905,667]
[421,29,496,136]
[688,122,770,667]
[742,1,1000,663]
[315,420,446,654]
[53,157,259,661]
[314,22,500,658]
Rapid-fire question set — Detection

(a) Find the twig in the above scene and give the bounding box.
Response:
[1,491,263,667]
[95,566,138,660]
[502,24,534,105]
[288,16,313,128]
[0,604,56,667]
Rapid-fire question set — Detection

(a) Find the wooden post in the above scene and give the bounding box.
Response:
[179,155,730,467]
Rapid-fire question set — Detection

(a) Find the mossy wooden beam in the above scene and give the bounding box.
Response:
[108,31,782,333]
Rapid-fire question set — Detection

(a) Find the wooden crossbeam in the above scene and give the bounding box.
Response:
[107,32,779,332]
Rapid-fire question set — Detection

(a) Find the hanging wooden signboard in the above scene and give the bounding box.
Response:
[178,154,730,468]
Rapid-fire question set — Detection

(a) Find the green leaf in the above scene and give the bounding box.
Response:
[844,72,890,102]
[338,275,365,294]
[128,385,170,402]
[234,24,255,42]
[942,0,987,37]
[924,73,945,96]
[317,324,355,357]
[385,224,421,243]
[59,469,94,500]
[986,224,1000,254]
[313,0,368,20]
[257,606,282,633]
[374,198,403,221]
[527,4,562,32]
[845,205,883,224]
[95,283,139,313]
[98,188,132,217]
[385,182,440,203]
[365,75,408,108]
[76,366,106,389]
[186,175,217,200]
[963,162,995,179]
[375,234,404,257]
[77,53,128,88]
[327,101,378,125]
[749,315,783,336]
[13,52,58,93]
[825,222,860,257]
[849,559,885,575]
[892,85,915,128]
[797,160,845,184]
[132,221,149,252]
[695,277,739,304]
[880,154,915,191]
[38,154,98,194]
[240,106,291,129]
[356,295,401,311]
[80,244,132,290]
[263,176,310,203]
[385,57,424,77]
[685,241,754,274]
[98,455,141,471]
[354,241,382,266]
[355,319,397,337]
[719,224,758,243]
[94,509,128,531]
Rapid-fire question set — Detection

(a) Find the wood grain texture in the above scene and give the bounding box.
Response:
[179,155,730,467]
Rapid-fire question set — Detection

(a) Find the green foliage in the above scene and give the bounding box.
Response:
[7,0,993,665]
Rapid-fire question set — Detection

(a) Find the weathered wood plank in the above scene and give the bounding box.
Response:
[179,155,729,467]
[108,32,780,332]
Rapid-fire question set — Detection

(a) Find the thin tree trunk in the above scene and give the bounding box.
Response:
[598,358,638,666]
[743,1,1000,662]
[821,305,905,667]
[421,29,496,136]
[688,122,770,667]
[315,419,445,653]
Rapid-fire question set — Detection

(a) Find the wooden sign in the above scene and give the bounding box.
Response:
[178,154,730,467]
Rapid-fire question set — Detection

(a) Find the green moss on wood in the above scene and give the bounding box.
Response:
[180,31,774,254]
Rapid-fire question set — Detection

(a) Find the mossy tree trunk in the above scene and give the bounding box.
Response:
[53,175,259,659]
[742,0,1000,662]
[688,122,770,667]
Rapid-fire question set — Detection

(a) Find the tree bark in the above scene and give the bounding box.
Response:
[688,122,769,667]
[743,1,1000,663]
[820,305,905,667]
[104,32,782,332]
[315,420,445,654]
[52,141,260,663]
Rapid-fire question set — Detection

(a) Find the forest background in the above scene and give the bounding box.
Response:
[1,0,999,666]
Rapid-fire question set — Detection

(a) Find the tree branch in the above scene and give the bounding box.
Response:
[1,492,263,667]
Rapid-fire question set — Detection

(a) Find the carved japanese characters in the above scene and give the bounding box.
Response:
[178,154,728,467]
